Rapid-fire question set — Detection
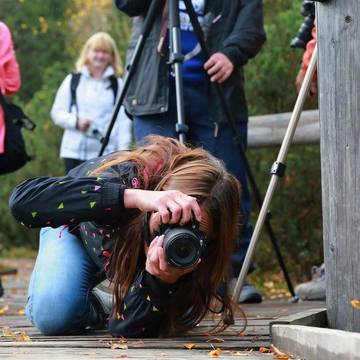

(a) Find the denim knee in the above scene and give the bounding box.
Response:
[30,291,90,335]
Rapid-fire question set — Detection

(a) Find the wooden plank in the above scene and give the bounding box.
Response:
[317,0,360,331]
[270,308,327,329]
[248,109,319,148]
[272,324,360,360]
[0,347,273,360]
[0,258,327,359]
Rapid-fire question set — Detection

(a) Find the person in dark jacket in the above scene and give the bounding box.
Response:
[115,0,266,302]
[9,135,241,337]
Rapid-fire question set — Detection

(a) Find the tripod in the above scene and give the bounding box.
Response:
[99,0,296,299]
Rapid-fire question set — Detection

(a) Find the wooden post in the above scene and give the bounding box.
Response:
[317,0,360,331]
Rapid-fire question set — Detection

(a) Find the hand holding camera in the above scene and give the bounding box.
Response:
[77,118,91,132]
[124,189,202,224]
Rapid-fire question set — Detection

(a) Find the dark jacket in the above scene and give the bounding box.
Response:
[115,0,266,124]
[9,154,177,337]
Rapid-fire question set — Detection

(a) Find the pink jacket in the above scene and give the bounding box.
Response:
[299,25,317,80]
[0,22,21,154]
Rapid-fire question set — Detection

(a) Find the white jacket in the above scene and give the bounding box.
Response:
[51,66,132,160]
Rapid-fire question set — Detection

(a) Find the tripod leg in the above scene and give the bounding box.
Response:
[98,0,165,156]
[183,0,296,297]
[233,46,318,302]
[168,0,188,143]
[0,277,3,298]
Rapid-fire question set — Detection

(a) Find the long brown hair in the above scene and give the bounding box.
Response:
[92,136,241,335]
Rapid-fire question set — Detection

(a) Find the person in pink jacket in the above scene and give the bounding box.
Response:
[0,21,21,154]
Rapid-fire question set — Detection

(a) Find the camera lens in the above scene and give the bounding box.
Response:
[163,227,201,269]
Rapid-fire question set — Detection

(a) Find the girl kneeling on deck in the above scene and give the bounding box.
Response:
[9,135,240,337]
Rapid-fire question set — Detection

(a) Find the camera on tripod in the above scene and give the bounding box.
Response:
[290,0,316,49]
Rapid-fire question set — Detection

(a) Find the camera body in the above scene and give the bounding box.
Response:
[86,124,103,141]
[290,0,316,49]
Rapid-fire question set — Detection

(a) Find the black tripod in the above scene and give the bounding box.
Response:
[99,0,296,299]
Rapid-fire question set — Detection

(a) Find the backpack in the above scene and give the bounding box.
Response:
[0,93,35,175]
[69,73,118,112]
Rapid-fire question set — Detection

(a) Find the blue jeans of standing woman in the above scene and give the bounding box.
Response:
[26,227,103,335]
[134,79,254,276]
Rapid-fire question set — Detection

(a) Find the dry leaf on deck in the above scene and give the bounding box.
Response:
[206,337,225,343]
[0,305,9,315]
[1,330,14,337]
[208,348,222,357]
[259,347,272,353]
[270,344,288,356]
[183,343,196,349]
[16,334,31,342]
[351,299,360,309]
[273,356,290,359]
[227,350,251,356]
[17,309,25,315]
[111,343,128,350]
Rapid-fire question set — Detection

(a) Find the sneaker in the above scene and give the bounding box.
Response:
[229,278,263,304]
[87,280,113,329]
[295,263,326,301]
[92,280,113,316]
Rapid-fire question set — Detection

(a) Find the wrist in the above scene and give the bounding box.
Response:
[123,188,141,209]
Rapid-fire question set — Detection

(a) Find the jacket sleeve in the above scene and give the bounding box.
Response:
[50,74,78,130]
[114,0,152,17]
[109,270,176,338]
[300,25,317,78]
[219,0,266,68]
[9,175,126,228]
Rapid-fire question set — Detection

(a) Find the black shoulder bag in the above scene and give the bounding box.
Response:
[0,93,35,175]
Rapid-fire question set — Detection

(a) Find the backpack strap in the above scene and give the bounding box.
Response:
[69,73,81,112]
[108,75,118,104]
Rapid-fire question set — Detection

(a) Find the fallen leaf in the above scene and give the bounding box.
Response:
[17,309,25,315]
[0,305,9,315]
[259,347,272,353]
[16,334,31,342]
[1,330,14,337]
[116,336,128,343]
[206,337,225,343]
[227,350,251,356]
[351,299,360,309]
[112,355,128,359]
[273,356,289,359]
[111,344,128,350]
[208,348,222,357]
[184,343,196,349]
[270,344,287,356]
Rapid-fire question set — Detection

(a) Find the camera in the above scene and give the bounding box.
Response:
[161,221,207,269]
[143,213,208,269]
[86,125,103,141]
[290,0,316,49]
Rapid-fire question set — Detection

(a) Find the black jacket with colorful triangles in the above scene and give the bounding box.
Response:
[9,153,177,337]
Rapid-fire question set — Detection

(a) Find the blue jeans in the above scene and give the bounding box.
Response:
[26,227,103,335]
[134,80,254,276]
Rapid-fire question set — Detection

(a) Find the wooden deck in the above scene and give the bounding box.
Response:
[0,259,325,359]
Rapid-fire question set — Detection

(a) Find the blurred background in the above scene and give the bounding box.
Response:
[0,0,322,295]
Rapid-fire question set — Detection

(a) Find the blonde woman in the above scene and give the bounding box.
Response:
[51,32,132,173]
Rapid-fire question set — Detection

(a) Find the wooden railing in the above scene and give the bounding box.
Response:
[248,109,319,148]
